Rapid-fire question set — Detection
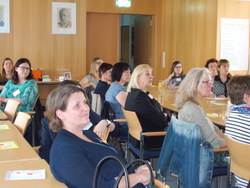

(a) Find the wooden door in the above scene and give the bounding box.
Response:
[134,16,152,66]
[86,13,119,71]
[120,26,130,63]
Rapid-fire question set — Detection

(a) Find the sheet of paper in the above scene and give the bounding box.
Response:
[5,169,46,180]
[0,141,19,150]
[212,103,226,106]
[207,113,219,118]
[0,124,10,130]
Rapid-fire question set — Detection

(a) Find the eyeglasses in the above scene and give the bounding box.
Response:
[202,80,214,85]
[175,66,182,69]
[19,66,31,71]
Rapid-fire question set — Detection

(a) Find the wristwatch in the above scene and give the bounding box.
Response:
[105,119,111,127]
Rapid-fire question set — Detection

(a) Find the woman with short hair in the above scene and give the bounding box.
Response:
[225,75,250,188]
[212,59,231,97]
[105,62,131,139]
[205,58,218,78]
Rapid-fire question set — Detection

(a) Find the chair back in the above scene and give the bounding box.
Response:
[101,127,110,143]
[225,135,250,180]
[91,91,103,116]
[4,99,20,122]
[14,112,31,135]
[31,95,39,111]
[122,108,142,141]
[154,179,170,188]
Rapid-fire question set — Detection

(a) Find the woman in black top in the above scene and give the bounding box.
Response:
[125,64,168,149]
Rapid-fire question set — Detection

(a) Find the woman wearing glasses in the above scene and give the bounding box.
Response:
[0,58,38,112]
[176,68,226,149]
[162,61,185,87]
[80,57,103,88]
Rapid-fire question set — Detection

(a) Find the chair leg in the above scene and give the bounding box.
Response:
[31,114,35,147]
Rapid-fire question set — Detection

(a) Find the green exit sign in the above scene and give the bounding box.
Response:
[116,0,131,7]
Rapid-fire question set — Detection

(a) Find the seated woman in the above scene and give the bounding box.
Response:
[162,61,185,87]
[105,62,131,139]
[94,62,113,100]
[176,68,226,149]
[0,58,38,112]
[39,80,119,163]
[225,75,250,188]
[48,85,152,188]
[80,57,103,88]
[125,64,168,149]
[212,59,231,97]
[205,58,218,78]
[0,57,14,90]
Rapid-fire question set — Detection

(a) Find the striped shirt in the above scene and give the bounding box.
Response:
[225,110,250,188]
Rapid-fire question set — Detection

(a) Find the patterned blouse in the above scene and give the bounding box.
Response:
[212,75,230,97]
[0,79,38,112]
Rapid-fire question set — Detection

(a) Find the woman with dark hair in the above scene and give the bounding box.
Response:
[162,61,185,87]
[0,58,38,112]
[105,62,131,139]
[0,58,14,90]
[212,59,231,97]
[94,62,113,100]
[205,58,218,78]
[225,75,250,188]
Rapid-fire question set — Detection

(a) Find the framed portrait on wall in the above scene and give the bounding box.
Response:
[0,0,10,33]
[52,2,76,34]
[64,72,72,80]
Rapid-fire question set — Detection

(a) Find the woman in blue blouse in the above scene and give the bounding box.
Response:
[0,58,38,112]
[47,85,152,188]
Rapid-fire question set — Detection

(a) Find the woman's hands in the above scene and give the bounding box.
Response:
[135,164,156,185]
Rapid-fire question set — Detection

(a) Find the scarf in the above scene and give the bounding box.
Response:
[230,104,250,115]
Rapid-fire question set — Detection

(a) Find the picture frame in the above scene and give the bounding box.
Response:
[52,2,76,34]
[64,72,72,80]
[0,0,10,33]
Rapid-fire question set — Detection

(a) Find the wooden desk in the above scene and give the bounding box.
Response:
[0,121,40,162]
[0,109,7,120]
[149,87,228,127]
[37,81,61,106]
[0,159,66,188]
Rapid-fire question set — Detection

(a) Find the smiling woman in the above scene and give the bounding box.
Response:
[47,85,153,188]
[0,58,38,112]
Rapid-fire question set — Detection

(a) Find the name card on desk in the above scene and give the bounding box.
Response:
[5,169,46,180]
[0,141,19,150]
[0,124,10,130]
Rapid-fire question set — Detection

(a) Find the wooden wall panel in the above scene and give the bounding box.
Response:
[161,0,218,79]
[86,13,119,70]
[86,0,156,15]
[0,0,86,81]
[217,0,250,74]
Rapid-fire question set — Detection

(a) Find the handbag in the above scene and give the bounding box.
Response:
[92,156,154,188]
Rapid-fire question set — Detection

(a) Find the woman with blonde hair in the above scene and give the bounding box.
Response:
[80,57,103,88]
[125,64,168,149]
[176,68,226,149]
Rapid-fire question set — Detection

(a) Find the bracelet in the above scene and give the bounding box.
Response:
[105,119,111,127]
